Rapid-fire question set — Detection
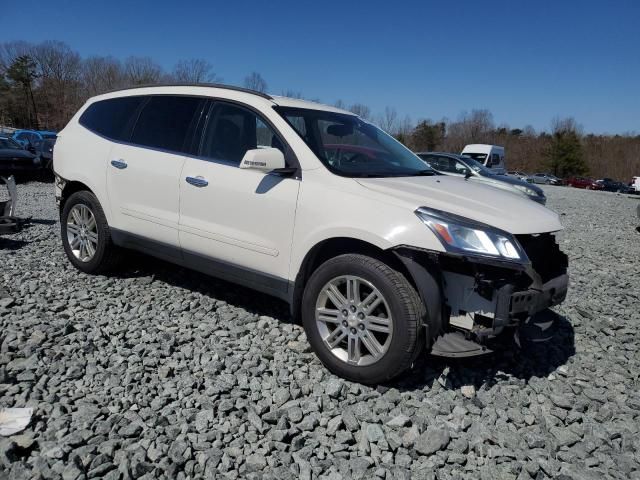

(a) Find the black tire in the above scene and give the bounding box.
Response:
[302,254,424,384]
[61,190,122,274]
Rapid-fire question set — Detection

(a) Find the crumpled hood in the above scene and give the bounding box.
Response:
[356,175,562,234]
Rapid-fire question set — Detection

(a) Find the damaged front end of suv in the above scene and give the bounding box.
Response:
[394,207,569,357]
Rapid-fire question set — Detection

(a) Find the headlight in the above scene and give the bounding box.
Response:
[415,207,528,261]
[513,184,540,197]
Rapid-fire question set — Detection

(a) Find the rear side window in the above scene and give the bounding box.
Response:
[79,96,144,141]
[130,96,202,153]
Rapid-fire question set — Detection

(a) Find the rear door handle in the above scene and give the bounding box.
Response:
[111,159,127,169]
[186,176,208,187]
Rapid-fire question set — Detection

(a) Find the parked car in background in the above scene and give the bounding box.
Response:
[461,144,506,174]
[12,129,57,148]
[507,171,533,182]
[532,173,563,185]
[630,176,640,194]
[53,84,568,384]
[0,136,43,173]
[417,152,546,204]
[32,137,56,171]
[566,176,602,190]
[596,178,632,193]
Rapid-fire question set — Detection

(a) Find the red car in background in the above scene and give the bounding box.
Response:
[566,176,603,189]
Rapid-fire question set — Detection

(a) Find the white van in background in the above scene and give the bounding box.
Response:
[461,144,506,174]
[631,176,640,193]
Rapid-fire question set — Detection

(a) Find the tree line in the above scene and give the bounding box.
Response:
[1,40,638,181]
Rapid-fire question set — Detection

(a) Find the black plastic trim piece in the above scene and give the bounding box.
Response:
[110,228,290,301]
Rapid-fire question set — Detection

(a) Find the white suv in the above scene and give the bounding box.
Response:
[54,84,569,384]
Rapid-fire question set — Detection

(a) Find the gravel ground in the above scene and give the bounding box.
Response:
[1,181,639,480]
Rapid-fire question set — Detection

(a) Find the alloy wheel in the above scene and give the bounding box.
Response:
[315,275,393,366]
[66,204,98,262]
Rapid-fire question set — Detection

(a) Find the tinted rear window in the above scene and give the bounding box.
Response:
[130,96,202,153]
[79,96,144,141]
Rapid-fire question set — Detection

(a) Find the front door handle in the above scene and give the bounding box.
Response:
[186,176,208,187]
[111,159,127,169]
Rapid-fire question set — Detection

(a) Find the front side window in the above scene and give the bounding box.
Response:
[276,107,433,178]
[79,96,145,141]
[200,103,283,165]
[131,96,203,153]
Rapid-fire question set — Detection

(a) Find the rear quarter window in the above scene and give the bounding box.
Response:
[130,96,203,153]
[79,96,145,141]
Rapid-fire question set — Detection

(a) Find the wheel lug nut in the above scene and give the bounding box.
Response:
[357,312,365,319]
[359,324,365,330]
[342,321,348,327]
[350,327,357,334]
[350,306,356,313]
[342,310,348,316]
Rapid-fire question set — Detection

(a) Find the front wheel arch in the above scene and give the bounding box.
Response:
[290,237,415,321]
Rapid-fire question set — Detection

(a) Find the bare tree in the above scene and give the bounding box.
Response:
[551,116,582,135]
[124,56,162,86]
[81,56,125,96]
[348,103,371,120]
[31,41,83,128]
[244,72,267,93]
[281,89,303,99]
[378,106,398,133]
[172,59,219,83]
[334,99,346,109]
[0,41,34,74]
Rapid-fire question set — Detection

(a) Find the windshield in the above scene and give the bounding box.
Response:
[275,107,435,177]
[0,138,22,150]
[462,152,487,163]
[462,157,494,176]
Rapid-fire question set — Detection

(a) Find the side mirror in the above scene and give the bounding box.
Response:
[239,148,286,171]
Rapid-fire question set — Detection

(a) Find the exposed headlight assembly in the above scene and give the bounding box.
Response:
[415,207,528,262]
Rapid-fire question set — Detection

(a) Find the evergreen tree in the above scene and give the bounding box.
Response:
[546,118,588,176]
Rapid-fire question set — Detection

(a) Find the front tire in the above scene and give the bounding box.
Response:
[302,254,424,384]
[61,190,121,274]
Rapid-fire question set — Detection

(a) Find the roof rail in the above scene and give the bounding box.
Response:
[104,82,273,100]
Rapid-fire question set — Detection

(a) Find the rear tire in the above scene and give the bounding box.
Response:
[302,254,424,384]
[61,190,122,274]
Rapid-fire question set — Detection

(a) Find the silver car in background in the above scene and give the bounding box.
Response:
[417,152,547,204]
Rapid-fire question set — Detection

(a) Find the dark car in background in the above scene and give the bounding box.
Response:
[32,137,56,171]
[596,178,633,193]
[566,176,602,190]
[0,136,43,173]
[417,152,547,204]
[12,129,57,148]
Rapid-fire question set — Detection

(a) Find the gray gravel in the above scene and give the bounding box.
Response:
[1,182,639,479]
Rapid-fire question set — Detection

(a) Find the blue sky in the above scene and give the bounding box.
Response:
[2,0,639,134]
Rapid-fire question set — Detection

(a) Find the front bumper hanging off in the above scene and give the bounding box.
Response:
[395,234,569,357]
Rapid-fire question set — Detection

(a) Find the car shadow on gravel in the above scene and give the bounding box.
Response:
[0,237,30,250]
[389,311,576,392]
[113,254,294,322]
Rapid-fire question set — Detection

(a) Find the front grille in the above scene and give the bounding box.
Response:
[516,233,568,283]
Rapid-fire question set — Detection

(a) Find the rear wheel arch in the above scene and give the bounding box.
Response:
[60,181,94,214]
